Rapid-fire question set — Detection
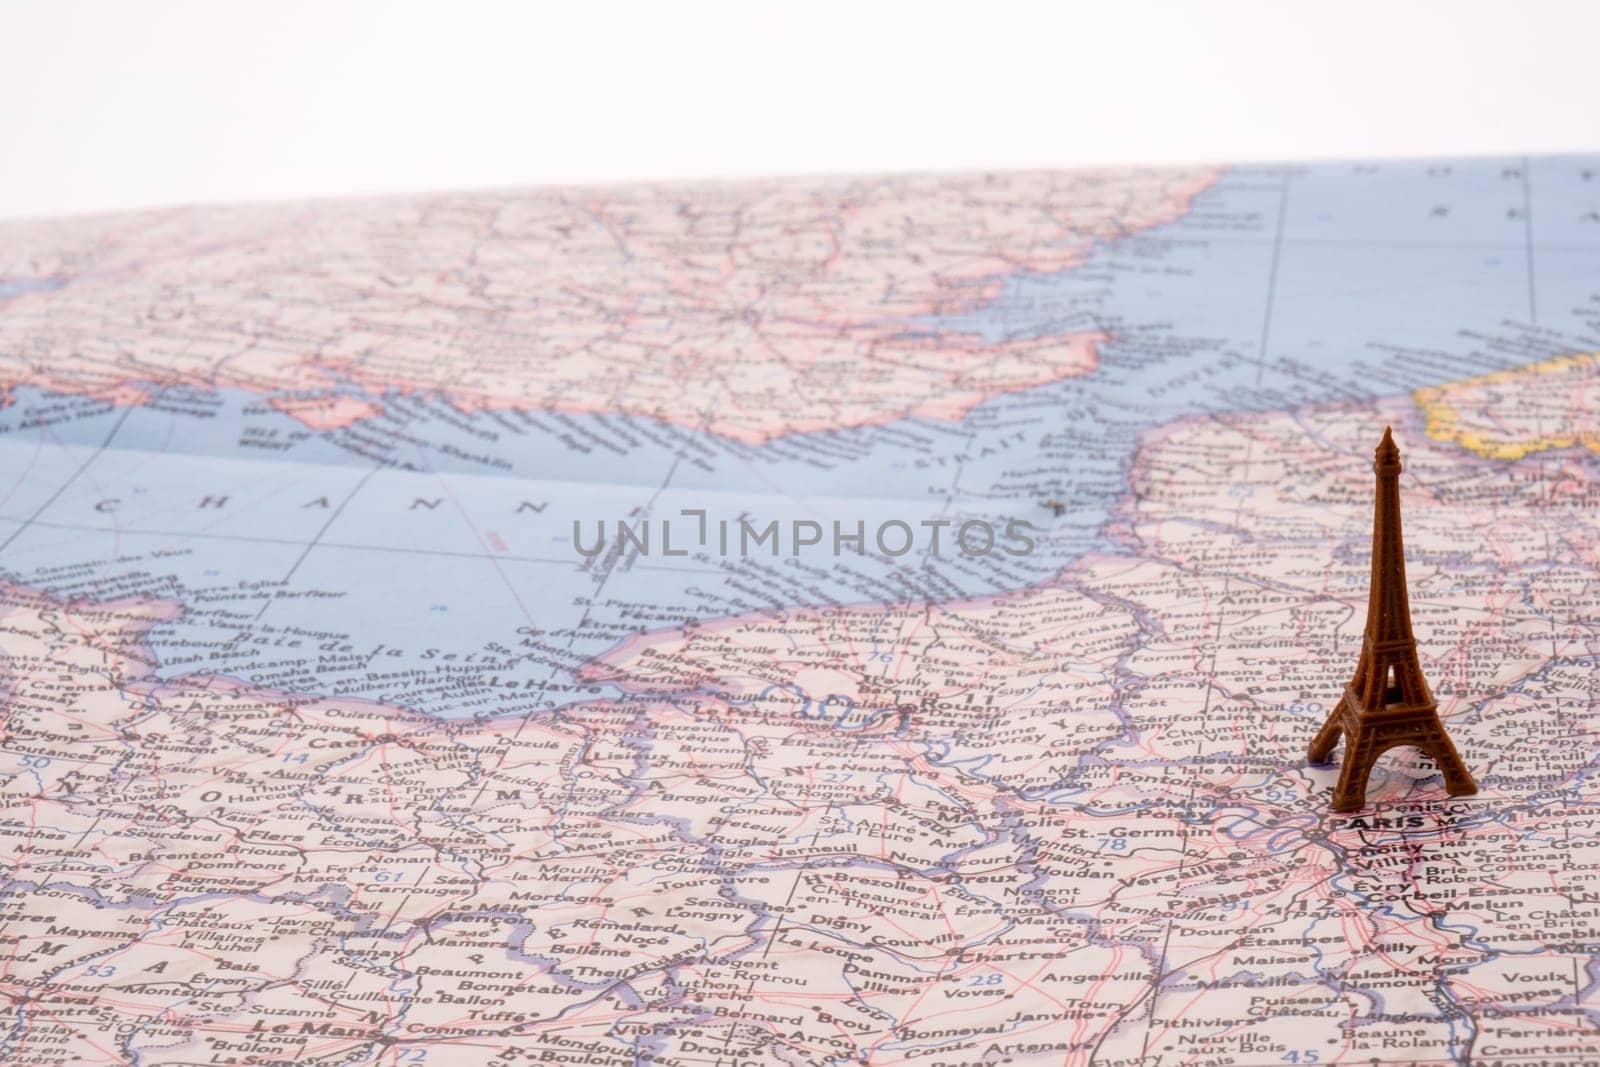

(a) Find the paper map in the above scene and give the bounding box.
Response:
[0,158,1597,1065]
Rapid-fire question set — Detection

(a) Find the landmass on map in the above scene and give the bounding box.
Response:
[0,168,1217,443]
[2,354,1596,1064]
[1416,351,1600,459]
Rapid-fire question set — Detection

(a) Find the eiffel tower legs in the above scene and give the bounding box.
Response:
[1307,706,1343,765]
[1330,723,1382,813]
[1307,696,1479,812]
[1418,721,1478,799]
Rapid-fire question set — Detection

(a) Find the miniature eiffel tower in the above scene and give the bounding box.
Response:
[1307,427,1477,812]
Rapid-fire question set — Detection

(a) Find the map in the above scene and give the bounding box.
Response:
[0,158,1597,1065]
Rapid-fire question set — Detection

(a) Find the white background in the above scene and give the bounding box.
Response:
[2,0,1597,220]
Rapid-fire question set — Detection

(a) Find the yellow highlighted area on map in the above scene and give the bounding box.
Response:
[1415,352,1600,460]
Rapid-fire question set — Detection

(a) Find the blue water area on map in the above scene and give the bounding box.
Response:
[0,156,1596,716]
[0,278,67,300]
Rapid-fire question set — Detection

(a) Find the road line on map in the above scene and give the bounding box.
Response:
[711,829,822,1067]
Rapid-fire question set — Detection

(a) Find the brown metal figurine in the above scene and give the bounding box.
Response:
[1307,427,1477,812]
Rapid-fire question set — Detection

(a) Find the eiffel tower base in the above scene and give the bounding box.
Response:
[1307,692,1478,812]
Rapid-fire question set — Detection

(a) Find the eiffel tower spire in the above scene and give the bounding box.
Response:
[1307,427,1476,811]
[1366,427,1413,643]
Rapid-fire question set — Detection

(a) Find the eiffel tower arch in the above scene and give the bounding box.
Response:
[1307,427,1477,812]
